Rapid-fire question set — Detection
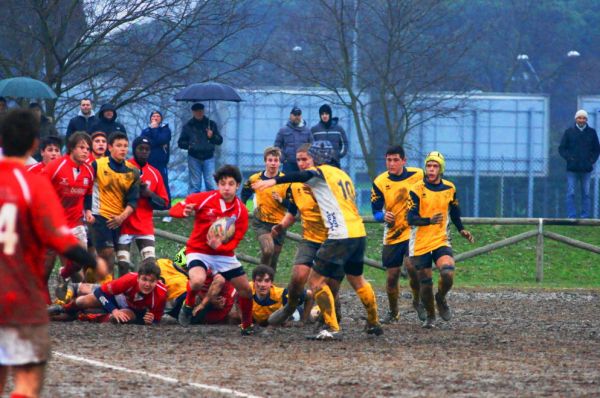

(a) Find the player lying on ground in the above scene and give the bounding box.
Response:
[371,145,426,323]
[50,259,166,325]
[407,151,474,328]
[253,140,383,340]
[169,164,255,335]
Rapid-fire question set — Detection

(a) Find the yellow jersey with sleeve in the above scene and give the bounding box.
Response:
[285,183,328,243]
[371,167,423,245]
[156,258,188,302]
[304,165,366,239]
[407,178,465,256]
[241,171,289,224]
[91,156,140,219]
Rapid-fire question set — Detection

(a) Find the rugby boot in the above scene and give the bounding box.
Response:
[413,299,428,322]
[435,292,452,321]
[307,327,341,341]
[47,304,65,316]
[54,274,71,303]
[178,304,193,326]
[381,311,400,324]
[240,324,255,336]
[268,303,296,326]
[422,316,435,329]
[365,322,384,336]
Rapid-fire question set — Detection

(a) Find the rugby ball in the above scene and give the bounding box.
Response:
[208,216,236,243]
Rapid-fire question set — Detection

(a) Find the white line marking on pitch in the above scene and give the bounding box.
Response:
[53,351,263,398]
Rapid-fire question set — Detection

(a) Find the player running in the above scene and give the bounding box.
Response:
[241,146,289,272]
[407,151,474,328]
[252,141,382,340]
[116,136,168,276]
[371,145,425,323]
[168,165,254,335]
[0,109,98,398]
[26,135,62,174]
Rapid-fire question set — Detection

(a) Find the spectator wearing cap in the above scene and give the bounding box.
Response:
[66,98,98,139]
[140,110,172,205]
[89,103,127,136]
[310,104,349,168]
[559,109,600,218]
[177,102,223,193]
[274,106,313,173]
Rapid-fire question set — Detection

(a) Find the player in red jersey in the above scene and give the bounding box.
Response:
[42,132,100,289]
[0,109,99,398]
[169,165,254,335]
[26,135,62,174]
[117,136,168,276]
[58,259,166,324]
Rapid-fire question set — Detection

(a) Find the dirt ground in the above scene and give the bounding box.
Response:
[36,289,600,397]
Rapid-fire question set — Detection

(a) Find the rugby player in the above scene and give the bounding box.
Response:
[267,144,343,326]
[0,109,98,398]
[371,145,425,323]
[407,151,474,328]
[26,135,62,174]
[169,165,254,335]
[241,146,289,271]
[117,136,168,276]
[85,131,140,278]
[252,141,383,340]
[88,130,108,163]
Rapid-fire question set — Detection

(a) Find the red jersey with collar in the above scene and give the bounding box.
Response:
[169,190,248,256]
[43,155,94,228]
[0,160,79,325]
[100,272,167,322]
[26,161,45,175]
[121,158,168,235]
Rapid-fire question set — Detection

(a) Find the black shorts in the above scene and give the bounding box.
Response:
[251,218,287,246]
[410,246,453,270]
[294,239,321,266]
[382,241,409,269]
[315,237,366,277]
[91,215,121,250]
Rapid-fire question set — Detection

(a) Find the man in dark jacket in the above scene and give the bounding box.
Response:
[141,110,172,205]
[274,106,313,173]
[89,103,127,136]
[177,103,223,193]
[66,98,98,139]
[310,104,349,168]
[559,109,600,218]
[29,102,60,161]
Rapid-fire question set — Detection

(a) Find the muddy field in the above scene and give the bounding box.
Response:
[38,289,600,397]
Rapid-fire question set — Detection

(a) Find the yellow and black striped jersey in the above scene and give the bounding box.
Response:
[305,165,366,239]
[91,156,140,219]
[250,281,287,325]
[242,171,289,224]
[156,258,188,303]
[285,183,328,243]
[407,178,461,256]
[371,167,423,245]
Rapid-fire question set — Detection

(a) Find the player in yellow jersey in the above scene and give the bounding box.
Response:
[85,131,140,278]
[371,145,426,323]
[241,147,289,271]
[267,144,344,326]
[253,141,382,340]
[407,151,474,328]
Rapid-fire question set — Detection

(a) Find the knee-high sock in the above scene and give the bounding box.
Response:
[356,283,379,326]
[408,273,420,302]
[387,285,399,315]
[420,278,435,318]
[184,281,198,307]
[314,285,339,331]
[238,295,253,329]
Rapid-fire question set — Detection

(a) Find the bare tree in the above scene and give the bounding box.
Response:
[0,0,264,124]
[267,0,473,177]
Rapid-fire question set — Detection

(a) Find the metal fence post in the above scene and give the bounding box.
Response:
[536,218,544,283]
[527,110,534,217]
[473,110,480,217]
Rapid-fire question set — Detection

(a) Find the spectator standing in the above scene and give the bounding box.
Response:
[177,103,223,193]
[140,110,172,205]
[274,106,313,173]
[0,96,7,116]
[89,103,127,136]
[65,98,98,139]
[558,109,600,218]
[311,104,348,168]
[28,102,59,140]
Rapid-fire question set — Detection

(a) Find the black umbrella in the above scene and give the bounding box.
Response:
[174,82,242,102]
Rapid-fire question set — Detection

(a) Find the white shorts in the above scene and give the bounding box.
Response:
[117,234,155,245]
[71,225,87,247]
[0,325,50,365]
[186,252,242,274]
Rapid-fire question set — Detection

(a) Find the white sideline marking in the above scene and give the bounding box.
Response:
[53,351,263,398]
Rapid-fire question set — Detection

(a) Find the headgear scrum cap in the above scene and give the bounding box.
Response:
[424,151,445,174]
